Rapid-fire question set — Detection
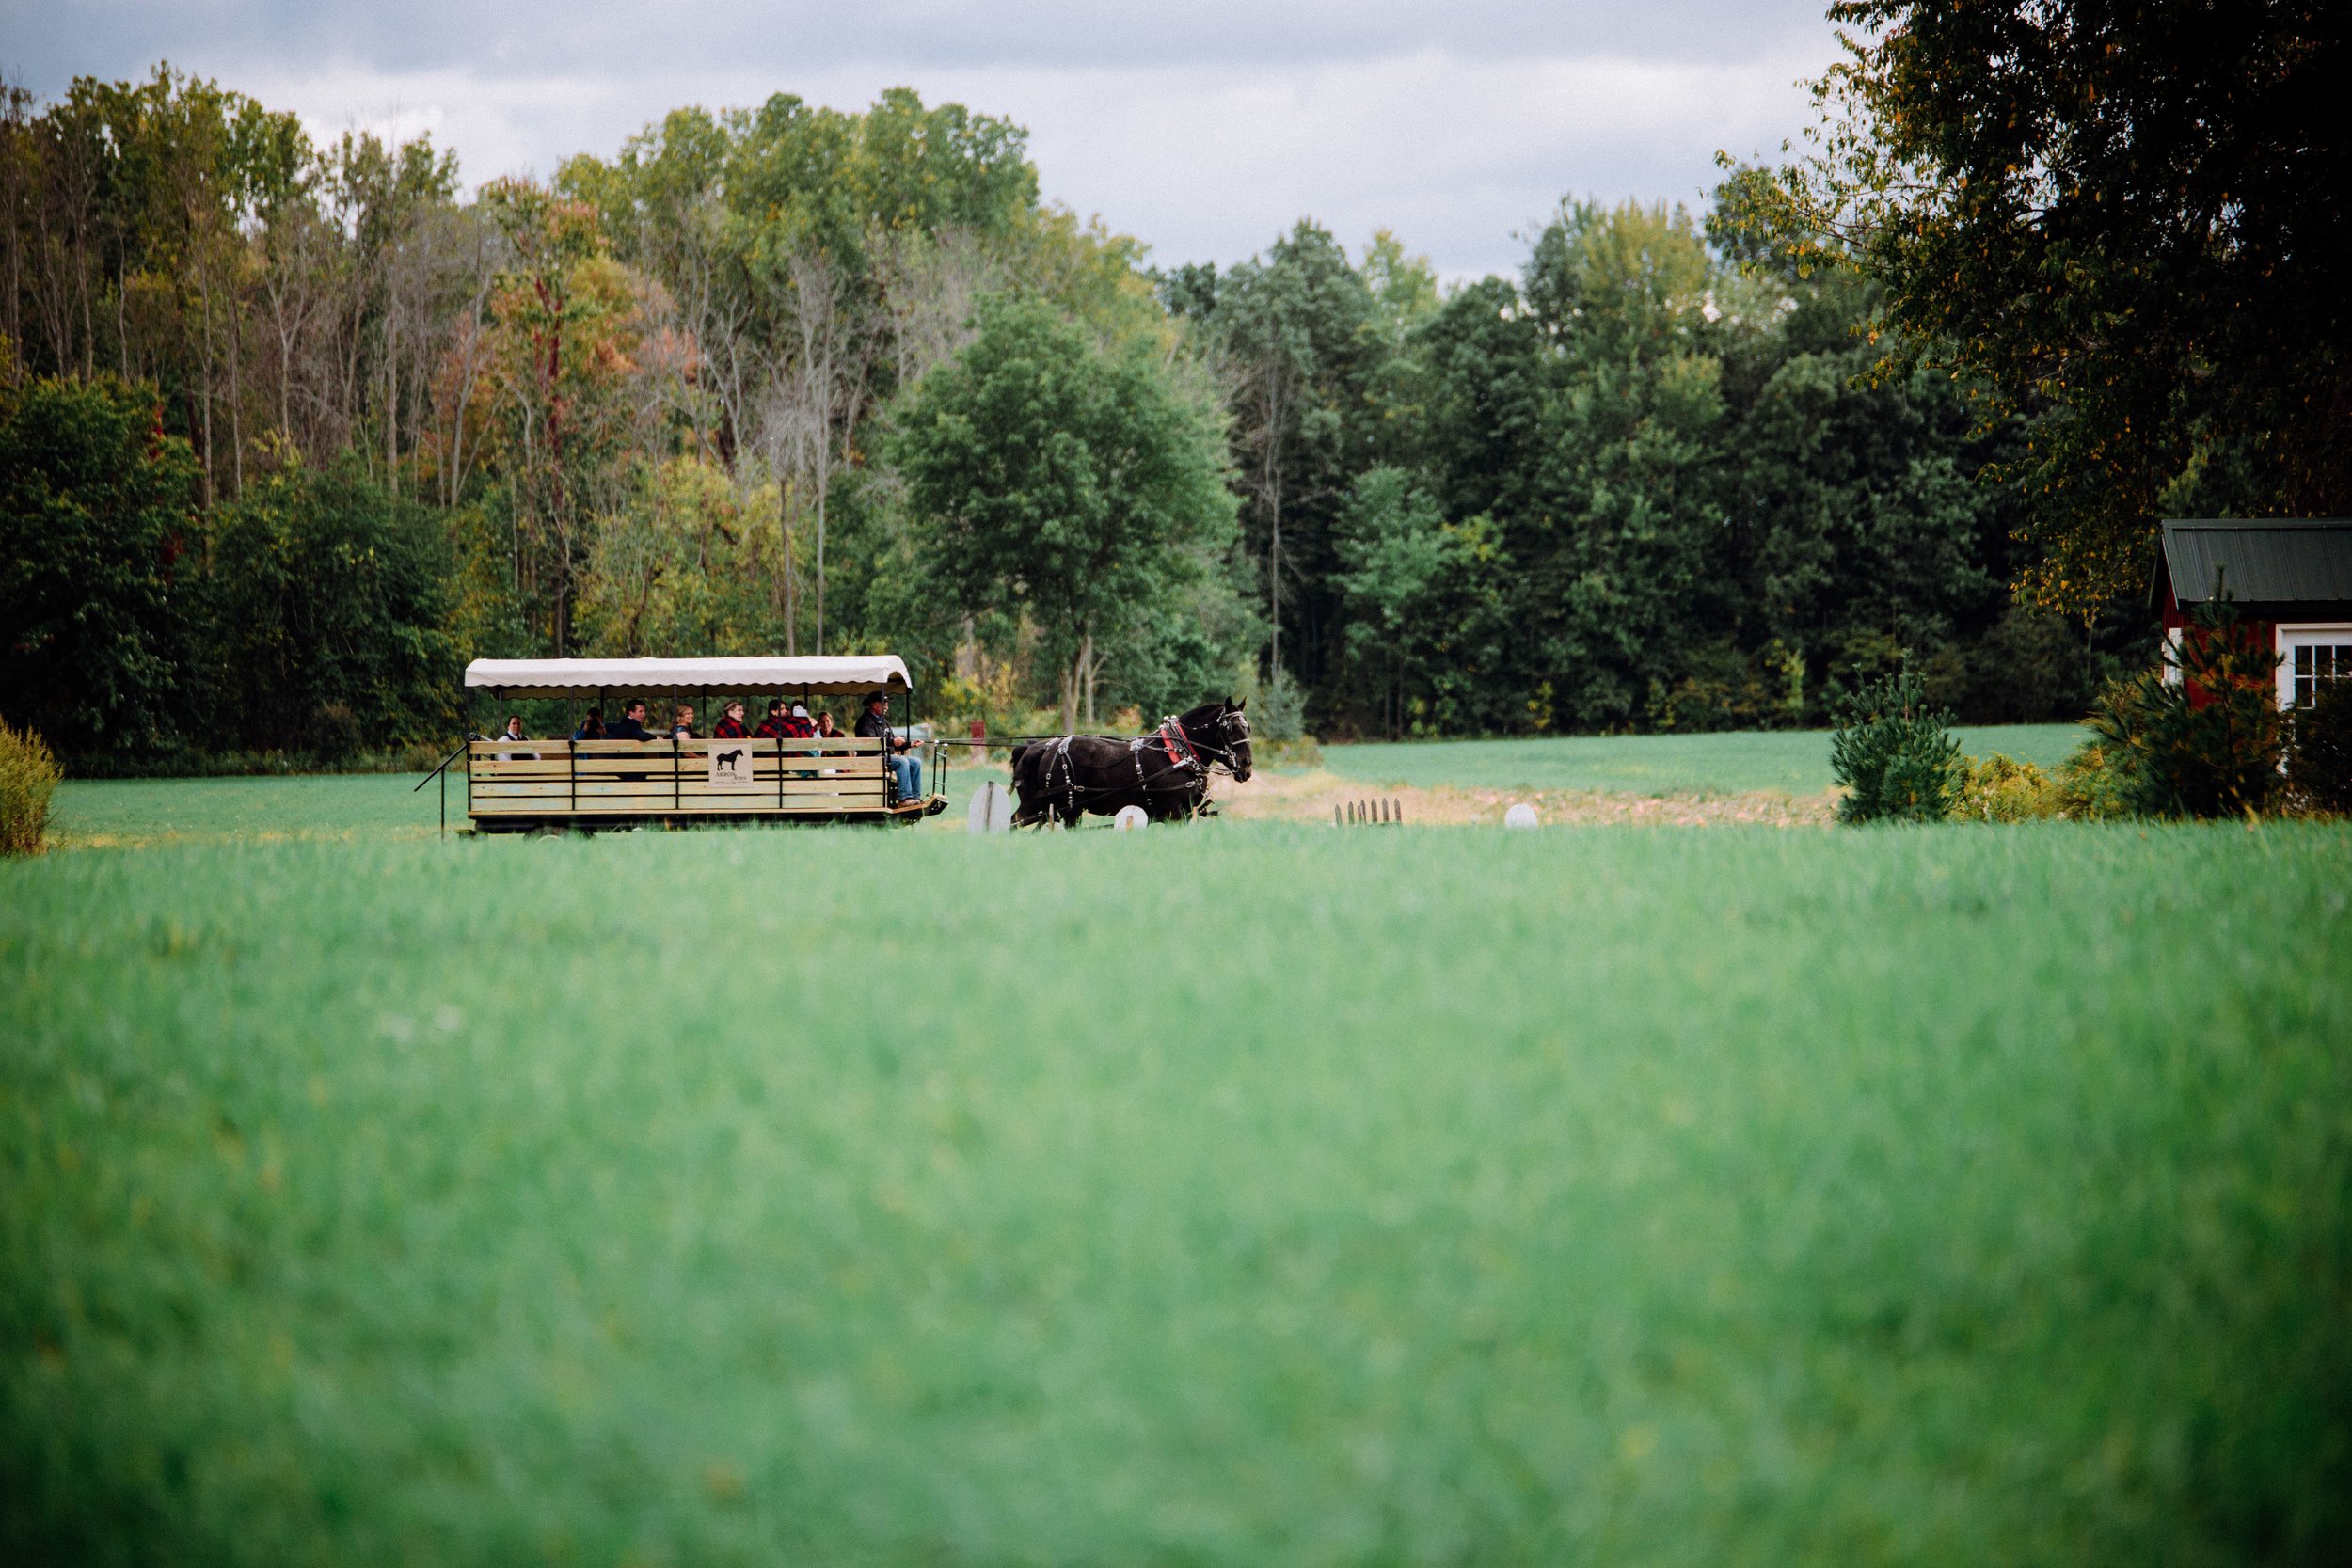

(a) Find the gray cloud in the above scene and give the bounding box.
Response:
[9,2,1839,277]
[16,1,1836,78]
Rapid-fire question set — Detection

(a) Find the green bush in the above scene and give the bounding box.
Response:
[2052,740,2137,822]
[0,719,61,854]
[0,375,200,753]
[2087,600,2281,818]
[2287,678,2352,816]
[1954,752,2062,821]
[1255,669,1310,742]
[193,455,459,757]
[1250,736,1325,769]
[1921,606,2096,724]
[1830,667,1961,822]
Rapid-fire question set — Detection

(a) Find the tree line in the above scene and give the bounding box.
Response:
[20,8,2333,765]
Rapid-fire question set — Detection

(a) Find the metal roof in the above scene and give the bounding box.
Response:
[2159,519,2352,607]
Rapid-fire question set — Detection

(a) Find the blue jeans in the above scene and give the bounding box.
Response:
[888,753,921,800]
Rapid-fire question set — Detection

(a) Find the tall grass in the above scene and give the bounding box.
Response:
[3,821,2347,1565]
[0,718,60,853]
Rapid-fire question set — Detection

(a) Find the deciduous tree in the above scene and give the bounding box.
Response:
[895,296,1237,731]
[1740,0,2352,611]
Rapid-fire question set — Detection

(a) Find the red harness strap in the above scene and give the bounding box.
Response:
[1159,721,1199,769]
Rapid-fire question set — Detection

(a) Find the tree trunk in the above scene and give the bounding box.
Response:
[1269,499,1280,681]
[1081,627,1097,728]
[783,507,798,657]
[814,454,826,655]
[385,308,399,497]
[196,261,217,507]
[1262,357,1286,684]
[1058,652,1081,736]
[228,288,243,496]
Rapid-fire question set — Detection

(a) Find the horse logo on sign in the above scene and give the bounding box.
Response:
[707,744,756,790]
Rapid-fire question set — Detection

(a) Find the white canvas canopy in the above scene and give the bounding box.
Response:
[464,655,912,700]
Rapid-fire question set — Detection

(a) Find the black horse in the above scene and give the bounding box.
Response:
[1007,699,1252,827]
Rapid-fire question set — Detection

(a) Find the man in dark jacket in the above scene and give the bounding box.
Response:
[856,690,919,800]
[605,700,660,742]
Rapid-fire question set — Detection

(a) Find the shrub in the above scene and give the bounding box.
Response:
[1830,667,1961,823]
[1256,669,1309,742]
[2286,677,2352,815]
[2087,599,2281,818]
[1656,638,1805,733]
[1251,736,1325,769]
[1955,752,2062,821]
[0,718,62,854]
[2053,740,2137,822]
[0,375,200,754]
[192,456,460,757]
[1921,606,2095,724]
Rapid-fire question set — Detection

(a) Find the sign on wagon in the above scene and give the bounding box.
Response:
[707,742,758,790]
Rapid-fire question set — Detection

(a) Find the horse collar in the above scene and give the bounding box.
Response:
[1159,720,1200,771]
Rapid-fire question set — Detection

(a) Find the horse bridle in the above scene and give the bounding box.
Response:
[1172,707,1252,778]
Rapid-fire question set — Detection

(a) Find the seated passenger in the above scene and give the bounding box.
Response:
[605,700,659,742]
[572,708,605,741]
[856,690,921,800]
[493,715,536,761]
[672,705,696,739]
[713,699,748,739]
[786,703,817,739]
[808,709,845,775]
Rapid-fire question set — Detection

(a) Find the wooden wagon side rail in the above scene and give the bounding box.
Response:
[466,737,908,824]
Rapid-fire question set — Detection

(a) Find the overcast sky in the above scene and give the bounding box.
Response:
[9,1,1842,278]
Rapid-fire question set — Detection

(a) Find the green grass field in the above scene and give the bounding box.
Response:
[48,771,448,847]
[1324,723,2090,795]
[36,723,2084,851]
[46,760,1010,847]
[5,787,2347,1566]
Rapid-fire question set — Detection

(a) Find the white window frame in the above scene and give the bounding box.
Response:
[2275,623,2352,710]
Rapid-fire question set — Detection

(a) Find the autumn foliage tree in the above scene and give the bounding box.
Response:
[478,179,648,655]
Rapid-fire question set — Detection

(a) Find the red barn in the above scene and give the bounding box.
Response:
[2155,519,2352,709]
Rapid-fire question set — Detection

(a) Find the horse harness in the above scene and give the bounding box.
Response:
[1127,719,1208,816]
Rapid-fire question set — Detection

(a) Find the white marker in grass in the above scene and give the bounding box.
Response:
[967,781,1013,833]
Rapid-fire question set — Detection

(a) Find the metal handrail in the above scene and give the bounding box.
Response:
[415,736,472,838]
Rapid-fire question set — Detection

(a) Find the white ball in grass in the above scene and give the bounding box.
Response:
[1503,802,1540,829]
[1113,804,1150,832]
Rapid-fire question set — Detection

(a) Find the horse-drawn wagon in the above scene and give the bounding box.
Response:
[454,656,948,832]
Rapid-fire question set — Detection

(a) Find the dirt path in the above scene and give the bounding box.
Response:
[1208,768,1835,827]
